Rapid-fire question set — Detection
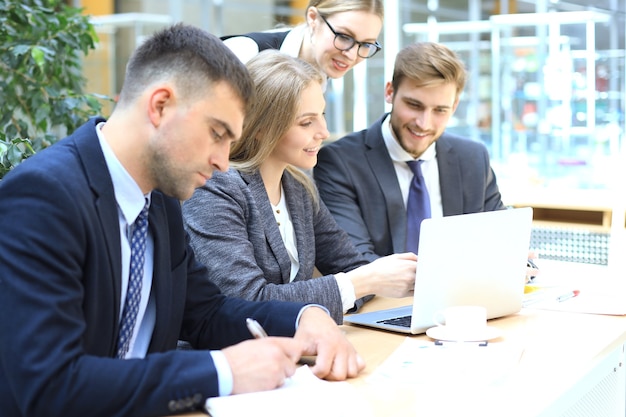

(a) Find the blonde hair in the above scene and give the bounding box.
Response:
[307,0,384,19]
[230,50,325,209]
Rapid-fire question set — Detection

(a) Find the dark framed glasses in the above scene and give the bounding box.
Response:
[319,15,381,59]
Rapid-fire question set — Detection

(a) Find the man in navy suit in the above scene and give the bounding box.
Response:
[314,42,505,262]
[0,24,363,417]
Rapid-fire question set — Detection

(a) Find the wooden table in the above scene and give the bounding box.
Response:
[186,261,626,416]
[343,297,626,417]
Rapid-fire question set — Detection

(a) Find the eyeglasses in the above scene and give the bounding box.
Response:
[319,15,381,59]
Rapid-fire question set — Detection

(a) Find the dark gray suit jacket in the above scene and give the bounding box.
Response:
[183,169,369,324]
[314,114,505,262]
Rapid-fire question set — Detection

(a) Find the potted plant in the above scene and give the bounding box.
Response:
[0,0,109,179]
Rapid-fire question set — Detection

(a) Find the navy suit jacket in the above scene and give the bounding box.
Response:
[314,115,505,262]
[0,118,305,417]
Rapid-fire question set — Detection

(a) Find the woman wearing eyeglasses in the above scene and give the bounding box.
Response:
[221,0,383,84]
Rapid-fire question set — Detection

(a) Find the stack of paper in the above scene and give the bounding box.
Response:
[205,365,374,417]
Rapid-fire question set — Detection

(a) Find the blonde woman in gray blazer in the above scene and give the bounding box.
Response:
[183,51,417,324]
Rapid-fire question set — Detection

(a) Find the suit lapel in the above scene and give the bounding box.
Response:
[241,171,292,282]
[72,118,122,353]
[364,116,407,253]
[436,135,464,216]
[73,118,124,350]
[282,172,311,281]
[146,193,171,350]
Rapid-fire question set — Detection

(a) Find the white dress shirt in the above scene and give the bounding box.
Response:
[96,123,156,358]
[96,123,233,395]
[271,185,300,282]
[223,24,328,91]
[271,184,356,312]
[381,114,444,218]
[223,25,304,63]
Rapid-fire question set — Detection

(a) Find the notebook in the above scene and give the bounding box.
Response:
[343,207,533,334]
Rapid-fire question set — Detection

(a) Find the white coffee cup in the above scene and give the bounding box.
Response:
[433,305,487,334]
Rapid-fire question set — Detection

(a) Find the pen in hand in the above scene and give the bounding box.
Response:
[246,318,268,339]
[247,318,316,366]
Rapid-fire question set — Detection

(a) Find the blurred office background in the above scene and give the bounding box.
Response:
[76,0,625,266]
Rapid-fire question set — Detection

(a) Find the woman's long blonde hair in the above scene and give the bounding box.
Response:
[229,50,325,209]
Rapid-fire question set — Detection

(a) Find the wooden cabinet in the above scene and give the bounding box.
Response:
[504,188,625,265]
[504,188,625,232]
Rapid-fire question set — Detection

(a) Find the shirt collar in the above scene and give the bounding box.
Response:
[281,24,305,58]
[96,122,151,224]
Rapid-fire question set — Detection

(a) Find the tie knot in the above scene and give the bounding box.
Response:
[406,160,423,176]
[140,199,149,216]
[135,200,150,228]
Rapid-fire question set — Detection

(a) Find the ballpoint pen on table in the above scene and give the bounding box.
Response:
[246,318,268,339]
[557,290,580,302]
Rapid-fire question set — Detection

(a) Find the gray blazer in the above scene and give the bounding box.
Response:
[182,168,369,323]
[314,114,505,262]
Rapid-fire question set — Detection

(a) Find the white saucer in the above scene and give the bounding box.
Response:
[425,325,501,342]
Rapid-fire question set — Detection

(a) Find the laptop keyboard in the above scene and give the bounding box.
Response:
[377,315,412,327]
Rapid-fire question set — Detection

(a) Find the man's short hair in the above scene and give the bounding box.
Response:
[117,23,253,110]
[392,42,467,98]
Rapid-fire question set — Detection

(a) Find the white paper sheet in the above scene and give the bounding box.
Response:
[205,365,374,417]
[523,282,626,315]
[368,337,524,387]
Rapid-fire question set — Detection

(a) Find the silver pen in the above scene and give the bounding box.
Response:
[246,318,268,339]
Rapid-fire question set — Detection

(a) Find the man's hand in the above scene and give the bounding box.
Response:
[294,306,365,381]
[222,337,304,394]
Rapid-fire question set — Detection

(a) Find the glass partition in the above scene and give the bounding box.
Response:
[84,1,626,266]
[490,11,622,191]
[404,11,625,192]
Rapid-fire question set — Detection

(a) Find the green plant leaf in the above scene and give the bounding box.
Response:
[30,46,45,67]
[11,45,30,57]
[0,0,112,179]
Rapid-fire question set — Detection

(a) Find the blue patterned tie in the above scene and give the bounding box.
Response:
[406,160,431,254]
[117,200,149,358]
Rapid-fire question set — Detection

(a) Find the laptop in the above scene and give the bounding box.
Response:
[343,207,533,334]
